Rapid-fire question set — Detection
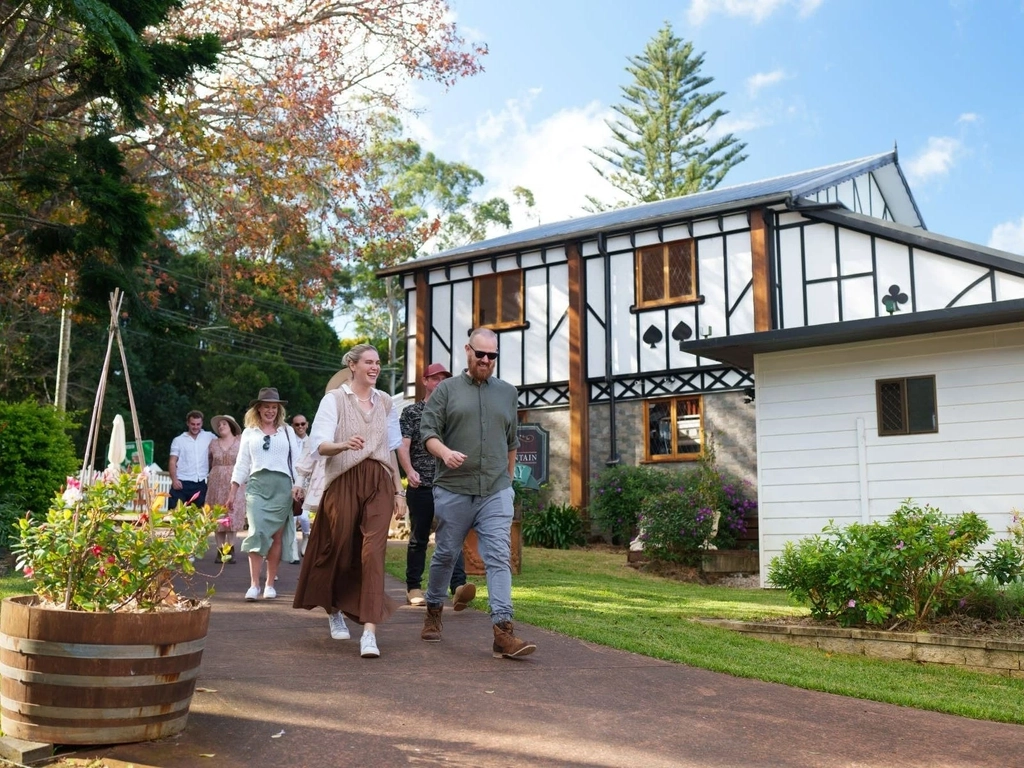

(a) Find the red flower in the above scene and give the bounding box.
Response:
[22,566,33,578]
[90,545,102,557]
[107,555,116,564]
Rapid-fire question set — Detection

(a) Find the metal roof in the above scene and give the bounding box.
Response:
[379,150,907,277]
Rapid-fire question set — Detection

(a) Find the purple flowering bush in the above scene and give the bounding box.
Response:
[768,500,991,628]
[588,465,674,544]
[638,489,718,566]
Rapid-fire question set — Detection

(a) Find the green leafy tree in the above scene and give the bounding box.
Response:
[587,22,747,210]
[340,115,532,372]
[0,0,221,314]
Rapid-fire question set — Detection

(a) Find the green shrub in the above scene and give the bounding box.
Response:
[768,500,992,628]
[0,401,79,519]
[974,539,1024,585]
[522,502,585,549]
[588,464,674,544]
[637,489,716,565]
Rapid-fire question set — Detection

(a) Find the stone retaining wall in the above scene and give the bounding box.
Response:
[699,619,1024,677]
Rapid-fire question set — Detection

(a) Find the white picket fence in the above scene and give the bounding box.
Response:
[81,469,172,512]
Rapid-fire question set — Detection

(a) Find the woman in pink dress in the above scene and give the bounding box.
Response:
[206,414,245,563]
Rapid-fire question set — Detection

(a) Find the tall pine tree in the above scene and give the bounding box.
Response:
[588,22,747,210]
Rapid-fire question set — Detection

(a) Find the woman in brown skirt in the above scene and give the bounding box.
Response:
[292,344,406,658]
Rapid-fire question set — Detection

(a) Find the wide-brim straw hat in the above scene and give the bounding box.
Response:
[210,414,241,436]
[249,387,288,408]
[325,368,352,394]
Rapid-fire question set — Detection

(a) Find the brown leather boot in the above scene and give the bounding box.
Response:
[492,621,536,659]
[421,603,443,642]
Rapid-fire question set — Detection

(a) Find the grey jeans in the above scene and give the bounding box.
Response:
[426,485,514,623]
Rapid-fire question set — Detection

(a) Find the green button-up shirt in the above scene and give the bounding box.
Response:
[419,370,520,497]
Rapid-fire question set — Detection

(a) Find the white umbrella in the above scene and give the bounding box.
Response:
[107,414,126,471]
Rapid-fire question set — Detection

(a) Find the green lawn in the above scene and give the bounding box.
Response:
[0,572,29,603]
[386,543,1024,725]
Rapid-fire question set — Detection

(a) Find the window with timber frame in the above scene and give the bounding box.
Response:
[474,271,524,330]
[635,238,697,309]
[876,375,938,436]
[644,395,703,461]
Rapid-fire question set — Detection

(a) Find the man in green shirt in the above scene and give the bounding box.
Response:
[418,327,537,659]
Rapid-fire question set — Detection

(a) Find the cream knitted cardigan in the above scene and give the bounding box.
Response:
[322,388,394,491]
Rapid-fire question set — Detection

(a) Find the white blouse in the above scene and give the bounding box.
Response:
[308,384,402,457]
[231,425,302,486]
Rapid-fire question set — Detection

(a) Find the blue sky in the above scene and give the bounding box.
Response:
[406,0,1024,253]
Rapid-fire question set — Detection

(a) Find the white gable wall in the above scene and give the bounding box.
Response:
[756,322,1024,585]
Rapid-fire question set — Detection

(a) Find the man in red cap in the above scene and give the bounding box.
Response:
[397,362,475,610]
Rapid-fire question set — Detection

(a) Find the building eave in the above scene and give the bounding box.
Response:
[684,299,1024,371]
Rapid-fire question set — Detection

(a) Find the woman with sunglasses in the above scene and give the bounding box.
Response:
[228,387,303,601]
[292,344,405,659]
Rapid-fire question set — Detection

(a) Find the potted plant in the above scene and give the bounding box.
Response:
[1,467,222,745]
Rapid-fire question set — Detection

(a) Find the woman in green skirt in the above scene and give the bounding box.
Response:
[228,387,303,601]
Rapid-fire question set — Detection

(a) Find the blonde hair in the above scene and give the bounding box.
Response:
[343,343,379,371]
[244,402,287,429]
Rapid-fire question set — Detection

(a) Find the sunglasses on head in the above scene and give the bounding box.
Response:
[262,434,271,451]
[469,344,499,361]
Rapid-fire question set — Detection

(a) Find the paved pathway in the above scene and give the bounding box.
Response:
[70,546,1024,768]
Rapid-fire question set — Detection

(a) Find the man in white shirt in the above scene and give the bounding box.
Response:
[168,410,216,508]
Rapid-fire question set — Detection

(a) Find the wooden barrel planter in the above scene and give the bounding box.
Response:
[0,595,210,745]
[463,520,522,576]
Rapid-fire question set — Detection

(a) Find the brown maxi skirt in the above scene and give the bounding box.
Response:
[292,459,398,625]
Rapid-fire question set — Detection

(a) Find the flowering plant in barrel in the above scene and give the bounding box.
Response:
[12,468,222,612]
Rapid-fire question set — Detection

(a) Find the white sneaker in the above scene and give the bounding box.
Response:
[263,585,277,600]
[328,612,350,640]
[360,631,380,658]
[245,586,260,601]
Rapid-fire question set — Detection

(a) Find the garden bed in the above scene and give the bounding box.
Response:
[702,617,1024,677]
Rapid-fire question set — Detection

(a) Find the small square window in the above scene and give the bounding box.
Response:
[475,271,523,329]
[876,376,937,436]
[645,396,703,461]
[635,239,697,309]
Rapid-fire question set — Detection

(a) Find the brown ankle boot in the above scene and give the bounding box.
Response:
[421,603,443,642]
[492,621,536,659]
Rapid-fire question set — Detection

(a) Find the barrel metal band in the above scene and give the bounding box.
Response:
[0,633,206,659]
[0,662,201,687]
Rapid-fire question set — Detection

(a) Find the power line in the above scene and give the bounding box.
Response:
[122,328,339,373]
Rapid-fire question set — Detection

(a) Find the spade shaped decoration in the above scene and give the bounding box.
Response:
[671,321,693,350]
[882,284,908,315]
[642,325,663,349]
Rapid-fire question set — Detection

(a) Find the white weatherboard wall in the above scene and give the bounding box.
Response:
[755,322,1024,585]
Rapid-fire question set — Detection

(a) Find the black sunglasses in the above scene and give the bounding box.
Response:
[469,344,499,361]
[293,421,307,427]
[262,434,271,451]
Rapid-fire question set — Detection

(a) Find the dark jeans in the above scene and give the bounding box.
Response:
[169,479,207,509]
[405,484,465,593]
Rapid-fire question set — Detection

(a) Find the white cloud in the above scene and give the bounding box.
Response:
[468,99,624,227]
[746,69,786,97]
[956,112,979,124]
[688,0,823,26]
[988,216,1024,255]
[904,136,962,185]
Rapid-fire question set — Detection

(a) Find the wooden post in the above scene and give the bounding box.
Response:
[566,242,590,512]
[750,208,772,332]
[414,271,430,401]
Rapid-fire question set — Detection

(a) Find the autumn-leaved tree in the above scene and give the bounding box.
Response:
[587,22,747,210]
[138,0,486,329]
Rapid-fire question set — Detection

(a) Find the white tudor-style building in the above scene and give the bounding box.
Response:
[379,149,1024,578]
